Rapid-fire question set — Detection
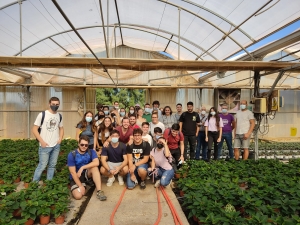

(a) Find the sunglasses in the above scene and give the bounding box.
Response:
[80,144,88,147]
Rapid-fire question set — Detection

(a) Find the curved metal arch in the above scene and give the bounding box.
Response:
[158,0,254,60]
[14,24,218,60]
[182,0,255,42]
[0,0,27,11]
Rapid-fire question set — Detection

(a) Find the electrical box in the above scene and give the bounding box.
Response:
[252,98,267,113]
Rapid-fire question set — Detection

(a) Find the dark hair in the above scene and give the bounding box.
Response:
[171,123,180,131]
[187,101,193,106]
[133,128,143,135]
[162,106,173,115]
[144,103,150,107]
[152,100,160,106]
[110,129,120,136]
[122,116,129,123]
[114,101,119,104]
[151,111,159,117]
[154,127,162,134]
[208,107,220,129]
[157,137,166,142]
[79,135,89,143]
[98,117,113,143]
[142,122,149,127]
[120,107,126,111]
[77,111,97,133]
[96,103,103,110]
[49,97,60,103]
[103,106,109,110]
[176,103,182,107]
[129,114,136,118]
[97,110,105,116]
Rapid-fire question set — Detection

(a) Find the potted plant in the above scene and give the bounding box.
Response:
[20,199,38,225]
[53,201,69,224]
[37,200,51,225]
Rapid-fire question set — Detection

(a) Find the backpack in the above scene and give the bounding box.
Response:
[37,111,62,134]
[72,149,92,160]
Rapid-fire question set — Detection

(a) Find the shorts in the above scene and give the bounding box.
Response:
[70,170,92,191]
[234,134,250,149]
[107,161,122,170]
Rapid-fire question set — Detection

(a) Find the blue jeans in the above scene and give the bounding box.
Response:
[33,144,60,181]
[126,163,148,189]
[155,167,174,187]
[218,132,233,159]
[196,131,207,159]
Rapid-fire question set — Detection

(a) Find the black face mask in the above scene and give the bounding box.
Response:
[98,115,105,119]
[111,113,116,118]
[157,143,164,149]
[50,105,59,111]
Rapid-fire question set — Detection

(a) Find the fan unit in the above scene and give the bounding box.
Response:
[252,98,267,113]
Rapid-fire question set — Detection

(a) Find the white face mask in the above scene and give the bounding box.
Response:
[201,110,206,115]
[129,110,134,114]
[240,104,246,110]
[210,112,216,116]
[114,106,119,109]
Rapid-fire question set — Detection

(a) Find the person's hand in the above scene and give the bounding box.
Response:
[77,185,85,195]
[147,167,152,172]
[57,139,62,144]
[103,140,109,148]
[77,167,84,178]
[160,139,167,145]
[205,137,208,142]
[112,166,120,175]
[217,138,221,143]
[243,133,250,140]
[128,139,133,145]
[129,164,136,173]
[179,155,184,162]
[41,141,49,148]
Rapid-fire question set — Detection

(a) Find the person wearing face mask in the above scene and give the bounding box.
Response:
[218,104,235,159]
[152,100,162,120]
[97,117,114,148]
[95,103,104,120]
[76,111,98,150]
[148,137,174,188]
[195,106,208,160]
[204,107,224,161]
[110,109,120,128]
[100,130,128,187]
[234,100,255,160]
[32,97,64,182]
[152,127,163,149]
[113,101,120,113]
[119,107,126,121]
[95,110,105,127]
[128,106,136,117]
[103,106,110,117]
[143,103,152,122]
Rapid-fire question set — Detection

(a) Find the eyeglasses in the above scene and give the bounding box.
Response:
[80,144,88,147]
[133,134,142,137]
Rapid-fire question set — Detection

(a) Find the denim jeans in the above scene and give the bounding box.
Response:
[184,135,196,160]
[126,163,148,189]
[218,132,233,159]
[196,131,207,160]
[33,144,60,181]
[155,167,174,187]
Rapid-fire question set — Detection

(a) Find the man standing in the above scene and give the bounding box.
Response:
[129,114,140,129]
[174,103,183,123]
[152,100,162,119]
[195,106,208,160]
[106,117,133,145]
[142,103,152,122]
[179,101,200,160]
[127,128,150,190]
[234,100,255,160]
[113,101,120,112]
[67,135,106,200]
[218,104,235,159]
[100,130,128,186]
[32,97,64,182]
[149,112,165,136]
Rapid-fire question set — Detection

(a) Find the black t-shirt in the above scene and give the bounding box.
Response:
[179,111,200,136]
[101,142,127,163]
[126,141,150,164]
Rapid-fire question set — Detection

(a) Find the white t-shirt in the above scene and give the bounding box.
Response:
[142,134,153,147]
[34,110,63,147]
[149,122,165,136]
[235,110,254,134]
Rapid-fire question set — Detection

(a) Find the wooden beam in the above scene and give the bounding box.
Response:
[0,56,299,71]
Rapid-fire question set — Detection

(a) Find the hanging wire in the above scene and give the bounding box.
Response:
[151,1,167,51]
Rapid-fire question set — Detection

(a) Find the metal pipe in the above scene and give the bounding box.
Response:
[114,25,118,85]
[49,37,71,55]
[163,35,173,52]
[0,0,27,11]
[19,0,22,56]
[99,0,109,58]
[114,0,124,45]
[149,71,200,81]
[83,88,86,113]
[15,68,83,80]
[178,7,181,60]
[27,86,30,139]
[107,0,109,58]
[51,0,115,85]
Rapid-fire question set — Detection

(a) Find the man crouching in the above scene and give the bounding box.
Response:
[67,135,107,201]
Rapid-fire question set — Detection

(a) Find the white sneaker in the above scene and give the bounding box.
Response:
[107,176,115,187]
[118,175,124,185]
[154,180,160,188]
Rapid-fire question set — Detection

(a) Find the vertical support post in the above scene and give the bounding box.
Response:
[27,86,30,139]
[114,25,118,85]
[19,0,22,56]
[107,0,109,58]
[83,88,86,113]
[253,71,261,160]
[178,7,181,60]
[254,127,259,160]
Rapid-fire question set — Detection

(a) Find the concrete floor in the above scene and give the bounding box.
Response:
[78,177,189,225]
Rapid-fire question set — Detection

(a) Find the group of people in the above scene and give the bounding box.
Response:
[31,97,255,201]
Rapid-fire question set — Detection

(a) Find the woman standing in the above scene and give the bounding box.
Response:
[204,107,223,161]
[95,110,105,127]
[160,106,177,129]
[136,108,146,127]
[97,117,114,148]
[148,137,174,188]
[76,111,98,149]
[128,106,136,117]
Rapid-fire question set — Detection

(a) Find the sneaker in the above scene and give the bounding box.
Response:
[97,190,107,201]
[118,175,124,185]
[106,176,115,187]
[140,181,146,190]
[154,180,160,188]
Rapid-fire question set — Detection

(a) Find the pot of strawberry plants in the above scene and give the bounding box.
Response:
[53,201,69,224]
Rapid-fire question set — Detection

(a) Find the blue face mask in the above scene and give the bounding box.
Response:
[222,109,227,114]
[156,135,161,140]
[145,108,151,113]
[120,112,125,117]
[240,105,246,110]
[111,137,119,143]
[85,117,92,122]
[104,110,109,115]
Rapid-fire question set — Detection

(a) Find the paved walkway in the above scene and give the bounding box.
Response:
[78,178,189,225]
